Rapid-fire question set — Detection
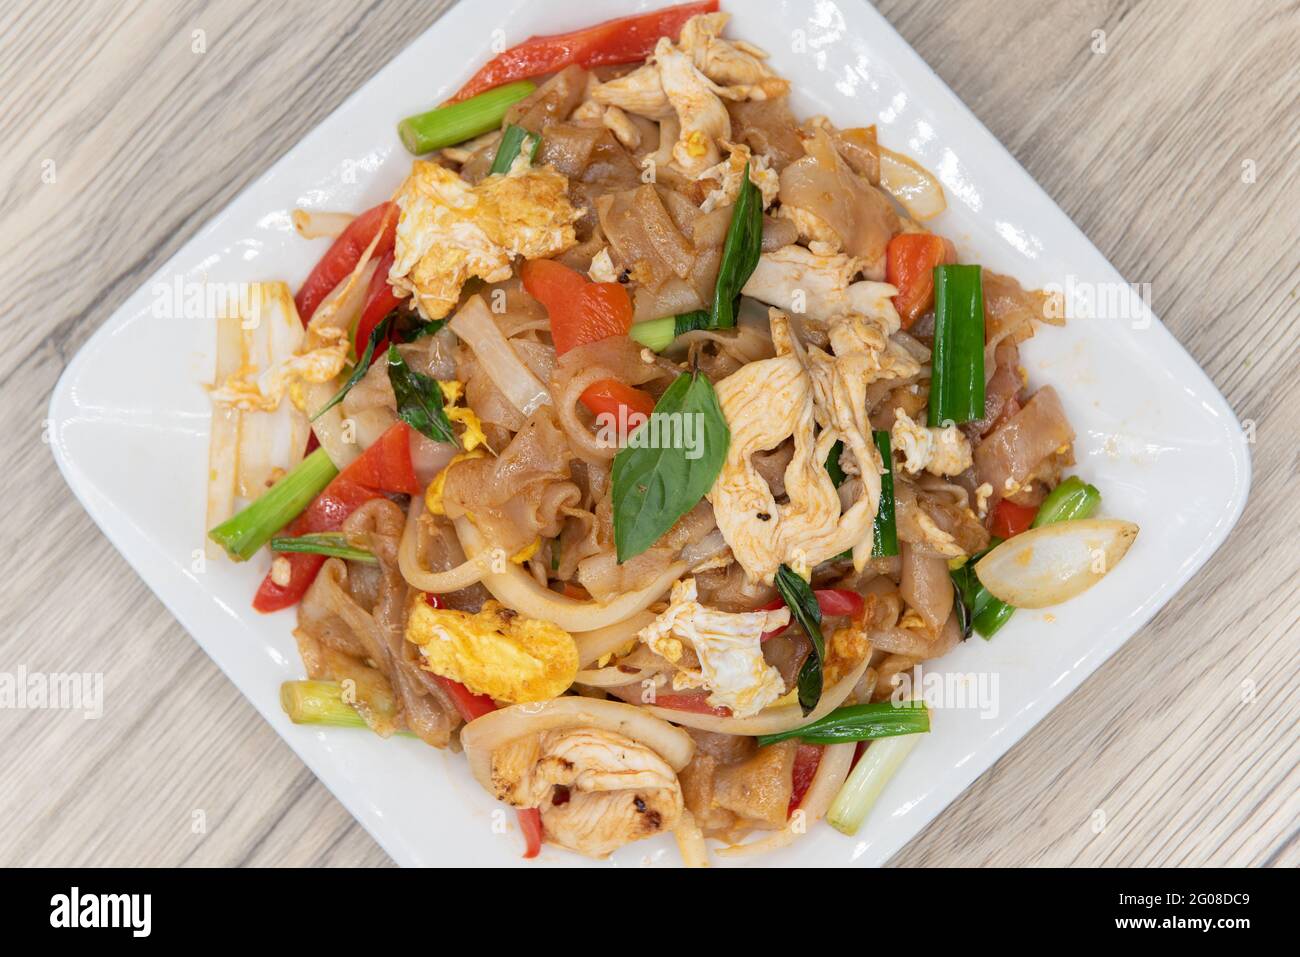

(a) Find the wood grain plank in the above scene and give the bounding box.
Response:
[0,0,1294,867]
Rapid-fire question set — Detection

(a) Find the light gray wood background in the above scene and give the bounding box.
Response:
[0,0,1295,867]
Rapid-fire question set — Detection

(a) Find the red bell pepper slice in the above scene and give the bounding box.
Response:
[521,259,649,430]
[788,743,823,815]
[885,232,956,330]
[337,421,421,496]
[579,378,657,423]
[353,248,402,355]
[652,692,732,717]
[252,478,382,612]
[423,593,543,858]
[760,588,866,639]
[990,498,1037,539]
[520,258,633,356]
[295,202,398,325]
[253,423,419,612]
[451,1,719,102]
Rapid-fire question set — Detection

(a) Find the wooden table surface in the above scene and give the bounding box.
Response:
[1,0,1295,867]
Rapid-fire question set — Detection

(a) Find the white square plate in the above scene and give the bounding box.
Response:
[48,0,1251,866]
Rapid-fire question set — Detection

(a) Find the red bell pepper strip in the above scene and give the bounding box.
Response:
[520,258,633,356]
[520,259,651,427]
[653,692,732,717]
[295,202,399,325]
[353,248,401,355]
[579,378,657,423]
[788,743,823,815]
[422,595,543,858]
[253,423,420,612]
[451,1,719,102]
[761,589,866,639]
[337,420,421,496]
[252,479,382,612]
[885,232,955,330]
[990,498,1037,539]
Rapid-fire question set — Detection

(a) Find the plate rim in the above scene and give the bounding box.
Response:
[46,0,1253,867]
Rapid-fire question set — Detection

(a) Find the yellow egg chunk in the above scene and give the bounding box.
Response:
[405,600,578,704]
[388,161,580,321]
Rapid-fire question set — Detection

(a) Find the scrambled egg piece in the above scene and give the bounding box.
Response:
[587,247,619,283]
[425,449,487,516]
[405,599,578,704]
[438,380,488,453]
[708,310,919,583]
[389,161,579,320]
[638,578,788,718]
[741,245,901,324]
[890,408,973,477]
[825,621,872,686]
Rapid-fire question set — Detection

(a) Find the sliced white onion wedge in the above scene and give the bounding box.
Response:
[975,518,1139,609]
[879,146,947,221]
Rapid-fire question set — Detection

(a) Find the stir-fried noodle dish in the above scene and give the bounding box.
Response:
[206,3,1138,863]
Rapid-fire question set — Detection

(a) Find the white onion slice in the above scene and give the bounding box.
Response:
[879,146,947,221]
[455,517,685,633]
[574,612,657,668]
[291,208,355,240]
[398,498,486,593]
[975,518,1139,609]
[460,697,696,771]
[448,295,551,417]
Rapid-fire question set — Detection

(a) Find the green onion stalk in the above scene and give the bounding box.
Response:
[756,701,930,747]
[928,264,985,427]
[397,81,536,155]
[208,448,337,561]
[281,681,414,736]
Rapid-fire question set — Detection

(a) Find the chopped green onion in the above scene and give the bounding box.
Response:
[312,314,392,421]
[756,701,930,746]
[628,310,711,352]
[488,123,540,175]
[208,448,338,561]
[928,264,985,427]
[1031,475,1101,527]
[871,430,899,557]
[270,533,377,563]
[826,733,923,835]
[824,440,847,487]
[397,80,536,155]
[775,565,826,714]
[710,164,763,329]
[281,681,414,736]
[954,475,1103,639]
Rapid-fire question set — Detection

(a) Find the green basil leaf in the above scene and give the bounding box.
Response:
[311,314,392,421]
[396,317,446,342]
[775,564,827,714]
[386,344,457,446]
[611,370,729,563]
[824,440,846,487]
[710,163,763,329]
